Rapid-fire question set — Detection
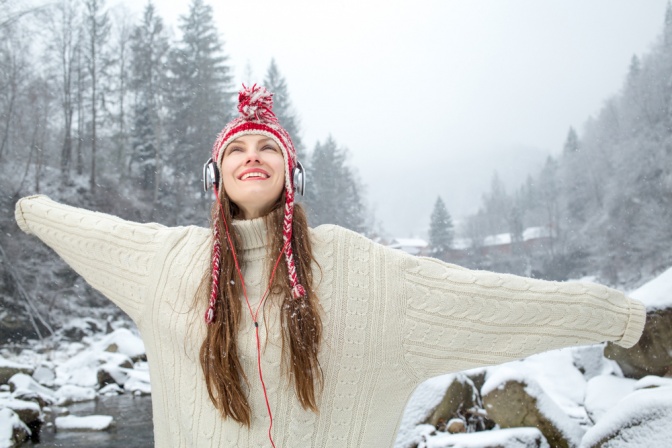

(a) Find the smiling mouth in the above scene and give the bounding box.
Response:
[240,172,270,180]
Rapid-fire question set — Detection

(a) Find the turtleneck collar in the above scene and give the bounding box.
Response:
[232,217,269,250]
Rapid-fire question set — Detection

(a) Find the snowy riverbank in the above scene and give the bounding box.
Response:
[2,267,672,447]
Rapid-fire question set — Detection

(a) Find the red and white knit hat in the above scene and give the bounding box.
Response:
[205,85,305,324]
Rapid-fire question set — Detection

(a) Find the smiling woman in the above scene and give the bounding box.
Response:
[13,85,646,448]
[220,135,286,219]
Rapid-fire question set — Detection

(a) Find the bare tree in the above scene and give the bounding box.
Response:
[47,0,81,185]
[83,0,111,193]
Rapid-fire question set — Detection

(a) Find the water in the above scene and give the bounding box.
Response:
[32,394,154,447]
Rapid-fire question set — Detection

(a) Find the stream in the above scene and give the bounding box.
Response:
[32,394,154,447]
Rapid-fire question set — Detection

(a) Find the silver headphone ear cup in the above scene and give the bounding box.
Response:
[202,158,220,191]
[293,161,306,196]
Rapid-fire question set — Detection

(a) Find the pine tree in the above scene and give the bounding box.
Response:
[562,127,579,154]
[167,0,233,192]
[263,59,305,160]
[130,2,169,197]
[305,136,367,233]
[428,196,454,259]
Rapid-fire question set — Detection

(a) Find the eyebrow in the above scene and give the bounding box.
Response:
[230,137,275,145]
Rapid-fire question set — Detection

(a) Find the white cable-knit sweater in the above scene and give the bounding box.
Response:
[15,195,645,448]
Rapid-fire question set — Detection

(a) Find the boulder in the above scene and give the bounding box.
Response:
[97,360,131,388]
[0,408,31,448]
[424,373,494,432]
[0,359,34,385]
[54,385,96,406]
[54,414,114,431]
[604,310,672,378]
[420,427,549,448]
[0,408,31,447]
[580,386,672,448]
[8,373,54,406]
[425,374,478,427]
[32,364,55,387]
[483,379,584,448]
[0,398,41,427]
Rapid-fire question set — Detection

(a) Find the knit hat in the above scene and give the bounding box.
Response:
[205,84,305,324]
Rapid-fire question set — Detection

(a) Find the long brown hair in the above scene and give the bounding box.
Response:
[195,190,323,426]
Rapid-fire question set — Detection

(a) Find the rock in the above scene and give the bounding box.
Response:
[572,345,618,381]
[55,414,114,431]
[0,359,34,385]
[97,363,130,388]
[101,329,146,362]
[98,383,123,396]
[32,364,55,388]
[0,408,31,447]
[580,386,672,448]
[482,379,584,448]
[424,373,494,433]
[584,376,636,424]
[425,374,478,427]
[445,418,466,434]
[8,373,54,406]
[0,398,41,426]
[604,309,672,378]
[60,318,103,341]
[421,427,549,448]
[54,385,96,406]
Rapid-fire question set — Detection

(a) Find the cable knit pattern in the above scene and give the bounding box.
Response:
[15,196,646,448]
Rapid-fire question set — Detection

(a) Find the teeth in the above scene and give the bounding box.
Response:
[241,172,268,180]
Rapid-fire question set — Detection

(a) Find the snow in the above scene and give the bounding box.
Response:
[0,408,30,447]
[54,384,96,406]
[0,357,33,371]
[8,373,55,405]
[124,366,151,395]
[395,374,457,448]
[55,415,114,431]
[580,386,672,448]
[483,350,587,421]
[629,265,672,311]
[420,427,549,448]
[584,375,636,423]
[99,328,145,359]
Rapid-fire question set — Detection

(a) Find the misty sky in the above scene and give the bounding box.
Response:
[119,0,669,238]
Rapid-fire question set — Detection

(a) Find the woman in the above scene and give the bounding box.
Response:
[15,85,645,447]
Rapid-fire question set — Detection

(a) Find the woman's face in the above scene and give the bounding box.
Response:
[220,134,286,219]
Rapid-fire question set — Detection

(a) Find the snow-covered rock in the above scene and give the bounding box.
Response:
[584,375,636,423]
[0,397,41,428]
[420,427,549,448]
[0,358,33,385]
[580,386,672,448]
[124,368,151,395]
[0,408,31,448]
[54,385,96,406]
[54,414,114,431]
[100,328,145,362]
[31,363,55,388]
[483,368,585,448]
[7,374,54,406]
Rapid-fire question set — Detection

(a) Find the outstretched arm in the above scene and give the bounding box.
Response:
[15,195,170,324]
[394,253,645,380]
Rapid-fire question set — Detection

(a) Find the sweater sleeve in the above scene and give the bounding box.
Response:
[15,195,170,324]
[395,252,646,380]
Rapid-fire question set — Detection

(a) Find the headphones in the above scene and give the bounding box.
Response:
[203,158,306,196]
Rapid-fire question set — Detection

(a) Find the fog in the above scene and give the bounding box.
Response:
[123,0,667,237]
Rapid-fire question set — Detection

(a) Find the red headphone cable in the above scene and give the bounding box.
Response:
[214,188,288,448]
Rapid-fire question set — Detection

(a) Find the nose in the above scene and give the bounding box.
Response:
[243,148,261,165]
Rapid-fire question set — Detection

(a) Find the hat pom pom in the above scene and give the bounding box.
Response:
[238,84,275,121]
